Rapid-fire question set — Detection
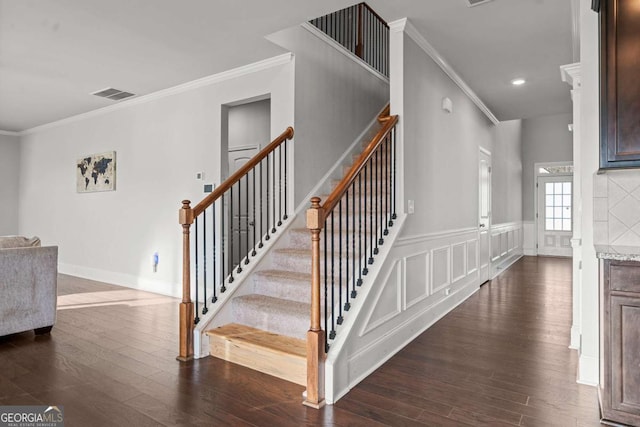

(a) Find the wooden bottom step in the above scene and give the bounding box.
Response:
[206,323,306,386]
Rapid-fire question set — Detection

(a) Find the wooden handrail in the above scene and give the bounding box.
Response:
[320,113,397,218]
[177,126,293,362]
[361,2,389,28]
[192,126,294,217]
[304,104,396,408]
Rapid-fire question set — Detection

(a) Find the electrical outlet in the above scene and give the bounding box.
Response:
[445,288,451,296]
[408,200,415,214]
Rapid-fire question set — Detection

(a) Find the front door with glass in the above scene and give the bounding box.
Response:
[537,176,573,257]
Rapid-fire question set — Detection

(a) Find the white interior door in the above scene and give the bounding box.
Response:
[479,150,492,284]
[537,176,573,257]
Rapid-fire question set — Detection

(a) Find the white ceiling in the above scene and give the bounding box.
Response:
[0,0,575,133]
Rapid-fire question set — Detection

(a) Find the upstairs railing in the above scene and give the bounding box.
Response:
[310,2,389,77]
[304,106,398,407]
[177,127,294,361]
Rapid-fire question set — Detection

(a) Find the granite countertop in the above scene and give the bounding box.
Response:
[595,245,640,262]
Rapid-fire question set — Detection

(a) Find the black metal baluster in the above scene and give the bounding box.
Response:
[378,147,384,246]
[374,14,377,72]
[283,140,288,221]
[278,145,282,227]
[260,161,265,247]
[252,168,257,257]
[203,209,208,315]
[194,217,200,324]
[266,154,270,241]
[236,181,242,274]
[364,162,371,271]
[384,135,390,236]
[271,152,276,234]
[330,211,336,339]
[324,224,329,351]
[212,201,217,303]
[368,156,374,263]
[392,126,397,221]
[344,194,350,312]
[229,185,235,283]
[338,200,344,324]
[351,182,357,298]
[221,194,227,292]
[358,173,364,284]
[244,175,250,265]
[374,150,380,255]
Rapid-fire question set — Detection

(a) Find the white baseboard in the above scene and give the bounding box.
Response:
[577,354,599,387]
[569,325,580,350]
[491,253,523,280]
[58,263,180,298]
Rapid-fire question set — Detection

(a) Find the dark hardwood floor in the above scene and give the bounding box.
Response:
[0,257,603,426]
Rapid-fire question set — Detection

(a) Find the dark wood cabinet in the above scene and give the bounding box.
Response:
[600,260,640,426]
[600,0,640,169]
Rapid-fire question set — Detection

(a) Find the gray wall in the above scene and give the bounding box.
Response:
[492,120,523,225]
[228,99,271,150]
[521,113,573,221]
[0,134,20,235]
[17,61,294,297]
[400,34,522,236]
[268,26,390,205]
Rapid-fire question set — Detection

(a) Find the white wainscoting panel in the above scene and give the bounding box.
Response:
[491,233,501,261]
[431,246,451,293]
[405,253,430,309]
[361,261,402,335]
[327,225,487,403]
[490,222,524,279]
[451,242,466,284]
[466,239,478,275]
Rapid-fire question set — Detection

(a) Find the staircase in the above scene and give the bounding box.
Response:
[204,119,388,385]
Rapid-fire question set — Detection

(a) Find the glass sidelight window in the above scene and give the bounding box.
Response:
[545,182,572,231]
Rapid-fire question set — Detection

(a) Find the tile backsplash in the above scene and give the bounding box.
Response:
[594,169,640,246]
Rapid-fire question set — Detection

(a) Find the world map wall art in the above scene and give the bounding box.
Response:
[76,151,116,193]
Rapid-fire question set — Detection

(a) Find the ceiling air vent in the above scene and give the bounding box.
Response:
[467,0,494,7]
[91,87,136,101]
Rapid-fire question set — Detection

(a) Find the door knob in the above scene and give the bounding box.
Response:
[479,224,485,228]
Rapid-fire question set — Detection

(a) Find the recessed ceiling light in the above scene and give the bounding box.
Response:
[511,78,526,86]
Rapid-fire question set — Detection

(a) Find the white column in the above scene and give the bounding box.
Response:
[560,63,582,351]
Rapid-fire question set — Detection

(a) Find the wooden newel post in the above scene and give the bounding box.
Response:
[304,197,326,408]
[177,200,195,362]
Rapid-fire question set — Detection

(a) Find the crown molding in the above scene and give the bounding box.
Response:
[388,18,499,125]
[0,130,20,137]
[570,0,581,62]
[560,62,581,88]
[20,53,294,136]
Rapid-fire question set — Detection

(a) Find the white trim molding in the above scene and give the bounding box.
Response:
[490,221,524,278]
[325,223,524,403]
[560,62,582,88]
[0,130,20,137]
[21,53,294,136]
[578,354,599,387]
[388,18,499,125]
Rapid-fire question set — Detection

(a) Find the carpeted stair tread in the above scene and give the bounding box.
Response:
[253,269,312,303]
[232,294,309,339]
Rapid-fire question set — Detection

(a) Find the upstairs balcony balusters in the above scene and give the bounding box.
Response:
[310,3,390,78]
